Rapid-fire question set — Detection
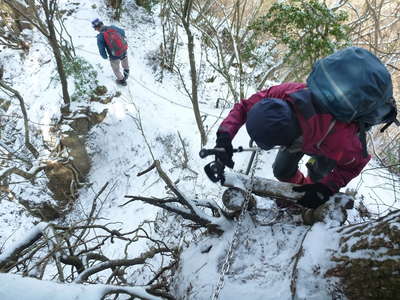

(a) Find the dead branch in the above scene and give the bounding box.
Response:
[59,255,84,273]
[122,195,214,227]
[1,217,178,297]
[125,160,229,234]
[74,247,171,283]
[137,161,157,177]
[0,80,39,158]
[0,222,48,271]
[290,228,312,299]
[99,286,167,300]
[0,165,45,182]
[71,182,110,251]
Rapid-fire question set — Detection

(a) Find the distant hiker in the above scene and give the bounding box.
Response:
[214,47,397,210]
[92,18,129,86]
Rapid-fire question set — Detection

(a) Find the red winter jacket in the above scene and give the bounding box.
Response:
[218,82,371,192]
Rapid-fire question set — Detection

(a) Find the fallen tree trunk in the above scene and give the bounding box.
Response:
[223,171,355,225]
[223,171,302,202]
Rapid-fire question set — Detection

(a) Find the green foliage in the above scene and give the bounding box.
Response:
[251,0,350,78]
[63,56,98,102]
[136,0,159,13]
[240,35,259,64]
[381,138,400,175]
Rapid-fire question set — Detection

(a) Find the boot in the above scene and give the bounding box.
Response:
[116,78,127,86]
[123,69,129,80]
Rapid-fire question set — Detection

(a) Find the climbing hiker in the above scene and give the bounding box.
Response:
[214,47,398,210]
[92,18,129,86]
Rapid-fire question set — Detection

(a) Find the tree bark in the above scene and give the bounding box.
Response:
[326,210,400,299]
[180,0,207,146]
[42,0,70,107]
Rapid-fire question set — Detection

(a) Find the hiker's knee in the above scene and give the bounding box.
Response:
[272,161,298,181]
[273,149,303,181]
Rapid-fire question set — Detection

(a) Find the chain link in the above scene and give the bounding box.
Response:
[211,151,260,300]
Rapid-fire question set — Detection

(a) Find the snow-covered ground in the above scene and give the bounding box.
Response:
[0,1,399,299]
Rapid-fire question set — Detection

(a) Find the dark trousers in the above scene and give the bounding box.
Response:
[272,148,336,182]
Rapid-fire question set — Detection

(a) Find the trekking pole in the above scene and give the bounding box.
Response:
[199,146,260,159]
[245,140,257,175]
[199,146,260,183]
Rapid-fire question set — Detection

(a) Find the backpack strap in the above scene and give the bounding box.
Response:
[380,98,400,132]
[359,122,368,158]
[380,119,400,132]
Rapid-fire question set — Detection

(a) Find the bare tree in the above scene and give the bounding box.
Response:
[106,0,123,20]
[3,0,71,107]
[160,0,179,72]
[343,0,400,173]
[162,0,208,146]
[194,0,267,101]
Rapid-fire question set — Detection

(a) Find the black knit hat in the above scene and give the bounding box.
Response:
[245,98,301,150]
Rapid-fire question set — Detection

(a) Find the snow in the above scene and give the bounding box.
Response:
[0,273,161,300]
[0,0,399,299]
[173,213,341,300]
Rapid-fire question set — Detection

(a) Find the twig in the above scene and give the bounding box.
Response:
[74,247,171,283]
[290,228,312,300]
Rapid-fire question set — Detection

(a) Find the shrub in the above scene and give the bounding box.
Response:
[63,56,98,102]
[251,0,350,78]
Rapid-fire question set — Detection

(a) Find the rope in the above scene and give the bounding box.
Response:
[130,76,223,119]
[74,46,224,119]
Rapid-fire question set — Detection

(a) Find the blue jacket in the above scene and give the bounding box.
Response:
[96,25,127,60]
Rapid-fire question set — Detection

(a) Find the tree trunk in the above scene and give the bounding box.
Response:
[42,0,70,107]
[326,210,400,300]
[181,0,207,146]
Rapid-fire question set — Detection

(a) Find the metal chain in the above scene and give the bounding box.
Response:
[211,150,260,300]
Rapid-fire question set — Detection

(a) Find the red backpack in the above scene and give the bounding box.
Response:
[103,27,128,57]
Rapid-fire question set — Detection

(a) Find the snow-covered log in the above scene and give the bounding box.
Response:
[223,171,355,225]
[223,171,303,203]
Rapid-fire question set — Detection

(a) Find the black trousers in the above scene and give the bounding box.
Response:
[272,148,336,182]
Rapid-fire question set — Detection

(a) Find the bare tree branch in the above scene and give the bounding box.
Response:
[0,80,39,158]
[74,247,171,283]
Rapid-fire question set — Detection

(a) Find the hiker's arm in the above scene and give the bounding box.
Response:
[97,35,108,59]
[218,90,267,138]
[218,82,306,139]
[263,82,306,100]
[320,150,370,192]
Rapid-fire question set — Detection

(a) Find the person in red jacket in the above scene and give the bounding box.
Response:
[215,82,370,209]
